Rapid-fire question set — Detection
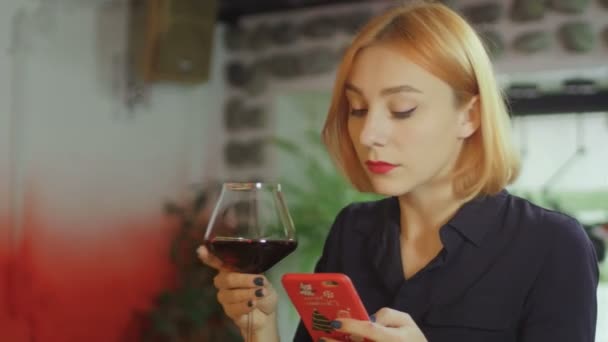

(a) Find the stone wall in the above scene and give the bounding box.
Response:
[217,0,608,182]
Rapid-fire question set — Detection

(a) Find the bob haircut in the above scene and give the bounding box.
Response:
[322,0,520,200]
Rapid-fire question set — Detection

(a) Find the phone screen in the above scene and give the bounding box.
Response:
[282,273,370,342]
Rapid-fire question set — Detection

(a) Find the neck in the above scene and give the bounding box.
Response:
[398,180,465,241]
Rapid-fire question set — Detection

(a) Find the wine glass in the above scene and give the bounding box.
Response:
[204,182,297,341]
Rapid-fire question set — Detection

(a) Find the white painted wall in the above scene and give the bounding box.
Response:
[0,0,226,235]
[0,1,226,339]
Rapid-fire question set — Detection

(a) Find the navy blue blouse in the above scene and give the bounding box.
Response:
[293,190,599,342]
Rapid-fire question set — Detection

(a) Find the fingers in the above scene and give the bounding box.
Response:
[213,271,277,317]
[255,286,278,315]
[222,295,277,328]
[217,287,266,304]
[331,309,418,342]
[372,307,414,328]
[234,308,275,332]
[214,279,278,332]
[214,272,268,290]
[223,298,257,319]
[197,245,223,270]
[333,318,384,341]
[199,244,280,332]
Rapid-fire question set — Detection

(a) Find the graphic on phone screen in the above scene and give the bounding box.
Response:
[312,309,333,333]
[336,310,351,319]
[299,283,315,296]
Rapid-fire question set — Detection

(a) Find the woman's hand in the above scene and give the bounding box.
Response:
[197,246,279,333]
[321,308,427,342]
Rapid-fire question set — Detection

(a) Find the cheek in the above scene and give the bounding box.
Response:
[392,120,428,148]
[419,119,462,165]
[394,115,458,160]
[417,107,460,141]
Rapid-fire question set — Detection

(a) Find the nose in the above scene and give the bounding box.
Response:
[359,110,389,148]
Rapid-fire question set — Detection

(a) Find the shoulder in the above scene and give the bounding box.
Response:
[502,192,596,264]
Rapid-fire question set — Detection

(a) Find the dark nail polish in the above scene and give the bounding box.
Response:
[254,277,264,286]
[247,300,253,307]
[330,320,342,329]
[255,288,264,298]
[370,314,376,322]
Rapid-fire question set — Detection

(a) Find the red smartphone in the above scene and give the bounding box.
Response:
[281,273,370,342]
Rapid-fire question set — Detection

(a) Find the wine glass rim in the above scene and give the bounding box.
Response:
[223,182,282,191]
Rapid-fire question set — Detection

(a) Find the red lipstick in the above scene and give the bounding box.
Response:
[365,160,397,174]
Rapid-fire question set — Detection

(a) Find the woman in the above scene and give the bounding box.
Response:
[198,1,599,341]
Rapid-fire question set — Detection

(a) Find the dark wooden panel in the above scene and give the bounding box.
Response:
[507,91,608,116]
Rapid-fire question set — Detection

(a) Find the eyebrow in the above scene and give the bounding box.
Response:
[345,82,423,96]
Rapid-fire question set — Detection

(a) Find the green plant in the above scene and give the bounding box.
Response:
[135,184,240,342]
[271,129,381,271]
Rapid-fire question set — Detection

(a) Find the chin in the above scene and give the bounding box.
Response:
[369,177,413,197]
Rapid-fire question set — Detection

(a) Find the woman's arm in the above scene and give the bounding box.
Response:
[519,216,599,342]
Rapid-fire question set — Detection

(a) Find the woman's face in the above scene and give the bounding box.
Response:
[346,43,477,197]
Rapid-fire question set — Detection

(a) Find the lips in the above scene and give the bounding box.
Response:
[365,160,398,174]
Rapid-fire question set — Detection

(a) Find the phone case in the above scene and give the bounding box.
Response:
[281,273,370,342]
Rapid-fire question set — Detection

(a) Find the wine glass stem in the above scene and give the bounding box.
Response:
[247,311,253,342]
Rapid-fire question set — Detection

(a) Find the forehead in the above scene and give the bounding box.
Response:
[347,44,450,96]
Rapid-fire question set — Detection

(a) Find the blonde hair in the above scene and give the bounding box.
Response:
[322,0,520,200]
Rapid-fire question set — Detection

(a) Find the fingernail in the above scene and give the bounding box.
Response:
[255,289,264,298]
[247,300,253,307]
[318,339,326,342]
[254,277,264,286]
[330,320,342,329]
[370,314,376,322]
[196,246,205,256]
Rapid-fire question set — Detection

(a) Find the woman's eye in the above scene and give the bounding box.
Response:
[350,108,367,117]
[393,107,417,119]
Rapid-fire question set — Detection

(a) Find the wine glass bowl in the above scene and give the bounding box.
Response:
[203,182,297,340]
[204,182,297,272]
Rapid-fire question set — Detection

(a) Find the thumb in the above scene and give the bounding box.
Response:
[197,245,224,270]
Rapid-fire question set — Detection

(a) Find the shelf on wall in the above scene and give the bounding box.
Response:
[507,90,608,116]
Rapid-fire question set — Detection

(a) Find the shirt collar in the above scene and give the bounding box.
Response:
[366,191,508,293]
[367,197,403,293]
[446,190,509,247]
[379,190,509,247]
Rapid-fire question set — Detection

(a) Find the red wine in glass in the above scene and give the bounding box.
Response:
[203,182,297,342]
[206,237,297,274]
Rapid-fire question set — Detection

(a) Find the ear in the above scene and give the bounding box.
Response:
[456,95,480,139]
